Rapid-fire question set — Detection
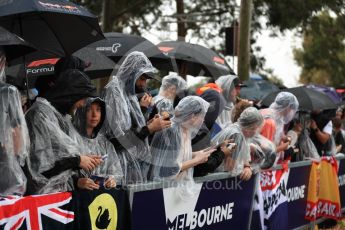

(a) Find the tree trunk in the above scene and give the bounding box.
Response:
[237,0,252,81]
[176,0,186,41]
[95,0,113,93]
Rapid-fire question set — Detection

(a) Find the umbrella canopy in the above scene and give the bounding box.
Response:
[306,84,342,104]
[88,32,172,70]
[0,26,36,61]
[0,0,104,57]
[157,41,235,78]
[6,47,115,88]
[259,86,337,112]
[240,79,280,101]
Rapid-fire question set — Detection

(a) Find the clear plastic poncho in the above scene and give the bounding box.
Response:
[150,96,209,183]
[0,49,29,196]
[212,107,263,176]
[73,97,124,183]
[215,75,239,128]
[263,92,299,145]
[25,98,81,194]
[250,134,276,170]
[102,51,157,183]
[153,73,187,116]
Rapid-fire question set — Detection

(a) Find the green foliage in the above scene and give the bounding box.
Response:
[293,11,345,86]
[71,0,163,34]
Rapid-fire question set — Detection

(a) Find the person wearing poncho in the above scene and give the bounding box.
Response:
[102,51,171,184]
[215,75,240,128]
[73,97,123,189]
[25,69,102,194]
[150,96,215,188]
[212,107,264,180]
[152,73,187,118]
[0,47,29,196]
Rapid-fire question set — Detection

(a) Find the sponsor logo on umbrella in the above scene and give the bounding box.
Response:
[96,43,121,54]
[213,56,225,65]
[158,46,174,54]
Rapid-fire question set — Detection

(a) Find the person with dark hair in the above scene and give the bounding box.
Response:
[332,117,345,153]
[35,55,89,98]
[73,97,123,190]
[0,47,29,196]
[25,69,102,194]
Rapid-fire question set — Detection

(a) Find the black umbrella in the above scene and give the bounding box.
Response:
[6,47,115,88]
[259,86,337,112]
[240,79,280,101]
[88,32,172,70]
[0,0,104,57]
[0,26,36,61]
[157,41,235,78]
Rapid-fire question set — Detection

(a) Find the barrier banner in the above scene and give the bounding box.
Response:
[131,176,256,230]
[338,158,345,209]
[286,165,311,229]
[0,188,131,230]
[305,157,341,221]
[251,166,290,230]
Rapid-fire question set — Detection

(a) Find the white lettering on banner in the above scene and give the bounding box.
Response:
[167,202,234,230]
[338,174,345,186]
[305,201,340,218]
[287,185,305,202]
[27,67,54,74]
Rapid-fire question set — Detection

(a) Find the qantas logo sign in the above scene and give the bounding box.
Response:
[0,192,74,230]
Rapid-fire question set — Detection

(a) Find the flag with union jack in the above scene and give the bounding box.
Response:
[0,192,74,230]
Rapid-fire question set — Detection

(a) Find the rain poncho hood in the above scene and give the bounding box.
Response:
[25,98,82,194]
[154,73,187,115]
[215,75,239,128]
[212,107,263,175]
[0,49,29,196]
[0,47,5,83]
[150,96,209,181]
[73,97,106,138]
[45,69,97,115]
[54,55,88,77]
[264,92,299,145]
[73,97,123,182]
[102,51,156,183]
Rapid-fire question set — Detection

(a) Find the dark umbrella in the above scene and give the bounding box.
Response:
[6,47,115,88]
[0,26,36,61]
[88,32,172,70]
[157,41,235,78]
[0,0,104,57]
[240,79,280,102]
[259,86,337,112]
[306,84,342,104]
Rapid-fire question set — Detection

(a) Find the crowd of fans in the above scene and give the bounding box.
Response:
[1,47,343,197]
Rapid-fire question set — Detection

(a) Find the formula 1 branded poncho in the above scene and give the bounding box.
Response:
[102,51,157,182]
[73,97,124,182]
[0,49,29,196]
[212,107,263,176]
[215,75,239,128]
[150,96,209,182]
[153,73,187,116]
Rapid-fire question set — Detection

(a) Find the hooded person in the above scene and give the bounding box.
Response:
[150,96,215,198]
[212,107,264,180]
[25,69,102,194]
[191,89,234,177]
[260,92,299,156]
[152,73,187,119]
[35,55,88,98]
[73,97,124,189]
[215,75,240,128]
[102,51,171,184]
[0,47,29,196]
